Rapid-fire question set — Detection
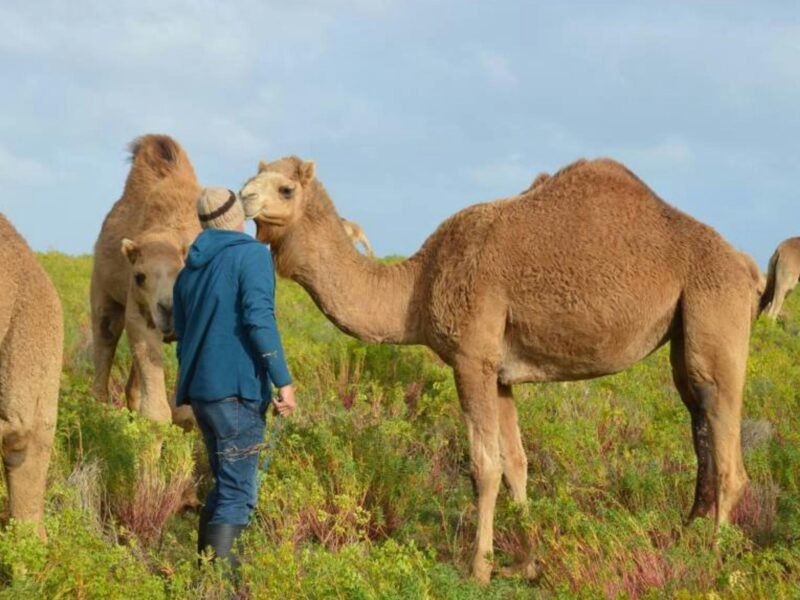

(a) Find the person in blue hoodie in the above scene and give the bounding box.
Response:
[173,187,295,571]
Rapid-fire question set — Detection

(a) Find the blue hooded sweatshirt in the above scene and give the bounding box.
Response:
[173,229,292,405]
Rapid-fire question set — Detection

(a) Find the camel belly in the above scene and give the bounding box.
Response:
[497,296,678,384]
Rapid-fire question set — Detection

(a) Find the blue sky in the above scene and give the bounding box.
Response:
[1,0,797,266]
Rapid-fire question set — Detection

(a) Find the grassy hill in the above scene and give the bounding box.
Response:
[0,252,797,599]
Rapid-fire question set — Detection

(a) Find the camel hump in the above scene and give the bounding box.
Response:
[127,134,193,180]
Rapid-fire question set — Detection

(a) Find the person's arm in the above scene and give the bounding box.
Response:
[239,245,293,387]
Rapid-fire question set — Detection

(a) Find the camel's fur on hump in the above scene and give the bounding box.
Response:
[91,134,198,429]
[340,217,374,257]
[0,214,62,538]
[762,237,800,320]
[521,171,551,194]
[240,156,757,584]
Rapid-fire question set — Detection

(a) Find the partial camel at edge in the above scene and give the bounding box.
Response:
[0,214,62,539]
[340,217,375,257]
[240,156,764,584]
[761,237,800,320]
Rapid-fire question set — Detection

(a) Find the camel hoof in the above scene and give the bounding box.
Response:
[179,487,202,512]
[471,559,493,586]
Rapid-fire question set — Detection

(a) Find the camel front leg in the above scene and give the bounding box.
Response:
[90,295,124,404]
[454,361,502,585]
[126,362,141,412]
[125,307,171,424]
[496,384,538,579]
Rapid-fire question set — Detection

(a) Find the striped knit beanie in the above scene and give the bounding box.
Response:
[196,187,245,231]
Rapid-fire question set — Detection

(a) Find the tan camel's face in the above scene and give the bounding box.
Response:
[121,237,186,336]
[239,157,316,244]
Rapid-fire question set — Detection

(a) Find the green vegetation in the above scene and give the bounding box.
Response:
[0,251,797,598]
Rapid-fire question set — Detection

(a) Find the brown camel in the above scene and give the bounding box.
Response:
[761,237,800,320]
[91,135,198,429]
[340,217,375,257]
[0,214,62,538]
[240,157,757,584]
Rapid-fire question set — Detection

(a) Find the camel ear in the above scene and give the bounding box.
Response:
[298,160,315,185]
[258,160,269,173]
[120,238,139,264]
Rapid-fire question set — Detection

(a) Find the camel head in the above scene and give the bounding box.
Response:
[120,231,188,337]
[239,156,316,245]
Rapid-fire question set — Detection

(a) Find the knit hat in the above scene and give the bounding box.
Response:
[196,187,245,231]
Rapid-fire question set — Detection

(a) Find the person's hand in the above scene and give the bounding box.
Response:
[273,384,296,416]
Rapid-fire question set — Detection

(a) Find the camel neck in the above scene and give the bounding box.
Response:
[272,211,425,345]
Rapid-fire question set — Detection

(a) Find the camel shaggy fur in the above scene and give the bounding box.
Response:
[0,214,62,537]
[240,157,757,584]
[761,237,800,320]
[341,217,374,257]
[91,135,198,429]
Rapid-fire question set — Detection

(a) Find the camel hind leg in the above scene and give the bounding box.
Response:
[498,384,527,504]
[670,335,716,522]
[680,291,750,526]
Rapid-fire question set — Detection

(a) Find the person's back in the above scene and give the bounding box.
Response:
[174,228,290,405]
[173,187,295,576]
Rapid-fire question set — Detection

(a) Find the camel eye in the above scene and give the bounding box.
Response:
[279,186,294,199]
[135,272,146,287]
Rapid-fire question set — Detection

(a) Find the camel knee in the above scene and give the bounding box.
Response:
[2,430,30,468]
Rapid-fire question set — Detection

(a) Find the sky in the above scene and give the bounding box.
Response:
[1,0,797,267]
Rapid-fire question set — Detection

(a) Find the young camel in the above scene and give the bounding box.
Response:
[0,214,62,538]
[240,157,758,584]
[761,237,800,320]
[91,135,198,429]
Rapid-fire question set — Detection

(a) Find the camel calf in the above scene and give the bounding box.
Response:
[91,135,198,429]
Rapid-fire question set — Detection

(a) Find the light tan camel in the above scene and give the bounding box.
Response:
[0,214,62,538]
[761,237,800,320]
[240,157,757,584]
[91,135,198,430]
[340,217,374,257]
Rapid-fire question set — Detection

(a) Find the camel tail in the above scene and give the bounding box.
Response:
[126,134,196,182]
[760,250,779,314]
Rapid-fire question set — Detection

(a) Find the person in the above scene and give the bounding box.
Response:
[173,187,296,571]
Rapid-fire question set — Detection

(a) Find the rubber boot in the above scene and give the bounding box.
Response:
[205,523,246,572]
[197,511,212,566]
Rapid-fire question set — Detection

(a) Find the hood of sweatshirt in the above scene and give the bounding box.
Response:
[185,229,259,269]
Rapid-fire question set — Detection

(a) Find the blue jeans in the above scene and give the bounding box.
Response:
[192,396,269,525]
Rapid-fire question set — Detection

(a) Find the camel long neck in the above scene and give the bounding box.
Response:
[273,211,426,345]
